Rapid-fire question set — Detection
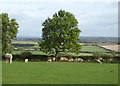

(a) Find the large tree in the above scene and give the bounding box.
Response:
[2,13,19,54]
[40,10,81,58]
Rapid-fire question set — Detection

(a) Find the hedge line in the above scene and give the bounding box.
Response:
[2,54,120,62]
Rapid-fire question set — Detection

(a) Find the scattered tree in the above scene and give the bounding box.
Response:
[2,13,19,54]
[40,10,81,58]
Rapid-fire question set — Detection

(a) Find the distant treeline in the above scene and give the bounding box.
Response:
[13,37,118,43]
[78,37,118,43]
[12,44,35,47]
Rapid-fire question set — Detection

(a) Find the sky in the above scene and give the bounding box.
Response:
[0,0,119,38]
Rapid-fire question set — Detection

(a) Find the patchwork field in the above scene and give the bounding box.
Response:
[81,45,110,52]
[12,45,113,56]
[2,62,118,84]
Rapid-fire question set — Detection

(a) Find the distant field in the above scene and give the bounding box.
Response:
[81,45,111,52]
[12,51,93,56]
[2,62,118,84]
[12,44,113,56]
[12,51,48,55]
[99,44,119,52]
[12,41,38,44]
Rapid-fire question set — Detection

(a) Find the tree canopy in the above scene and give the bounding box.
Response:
[40,10,81,57]
[1,13,19,54]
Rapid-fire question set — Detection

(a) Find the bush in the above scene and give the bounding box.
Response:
[101,54,114,62]
[20,51,32,60]
[78,56,93,61]
[92,52,101,59]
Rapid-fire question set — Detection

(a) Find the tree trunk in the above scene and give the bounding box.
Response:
[55,50,59,61]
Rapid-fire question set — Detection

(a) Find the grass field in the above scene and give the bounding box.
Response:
[12,51,93,56]
[81,46,110,52]
[2,62,118,84]
[12,45,113,56]
[12,51,48,55]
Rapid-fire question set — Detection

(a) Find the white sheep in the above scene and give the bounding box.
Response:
[78,58,84,62]
[5,53,13,64]
[25,59,28,63]
[60,57,65,62]
[64,58,68,62]
[47,58,52,62]
[74,58,78,62]
[52,57,56,62]
[96,58,103,64]
[68,58,74,62]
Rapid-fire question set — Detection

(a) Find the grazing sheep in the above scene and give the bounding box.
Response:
[5,53,13,64]
[60,57,65,62]
[78,58,84,62]
[47,58,52,62]
[96,58,103,64]
[52,57,56,62]
[74,58,78,62]
[64,58,69,62]
[68,58,74,62]
[25,59,28,63]
[60,57,69,62]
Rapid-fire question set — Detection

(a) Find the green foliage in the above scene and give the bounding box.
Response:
[92,52,101,59]
[2,13,19,54]
[40,10,81,57]
[20,51,32,60]
[101,54,114,61]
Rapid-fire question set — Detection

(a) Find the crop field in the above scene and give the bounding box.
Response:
[99,44,119,52]
[2,62,118,84]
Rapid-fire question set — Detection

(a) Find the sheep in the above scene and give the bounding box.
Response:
[68,58,74,62]
[5,53,13,64]
[25,59,28,63]
[52,57,56,62]
[64,58,69,62]
[77,58,84,62]
[60,57,65,62]
[47,58,52,62]
[74,58,78,62]
[96,58,103,64]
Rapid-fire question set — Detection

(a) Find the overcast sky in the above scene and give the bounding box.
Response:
[0,0,118,37]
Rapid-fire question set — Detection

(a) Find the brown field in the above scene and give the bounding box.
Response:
[98,44,119,52]
[12,41,38,44]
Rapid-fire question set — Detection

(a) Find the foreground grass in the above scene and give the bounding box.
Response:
[2,62,118,84]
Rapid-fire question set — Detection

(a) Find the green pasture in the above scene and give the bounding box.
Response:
[12,50,93,56]
[12,45,113,56]
[2,62,118,84]
[81,45,110,52]
[12,51,47,55]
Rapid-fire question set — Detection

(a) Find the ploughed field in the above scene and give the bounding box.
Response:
[98,44,119,52]
[2,62,118,84]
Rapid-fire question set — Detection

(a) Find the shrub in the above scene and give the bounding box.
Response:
[78,56,93,61]
[20,51,32,60]
[101,54,114,62]
[92,52,101,59]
